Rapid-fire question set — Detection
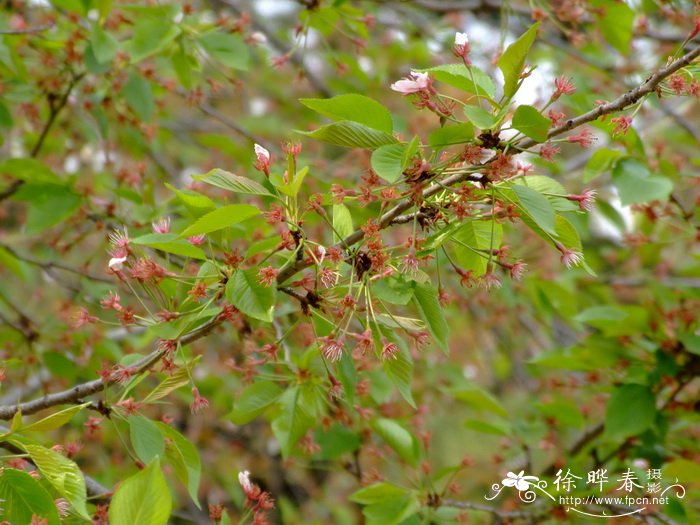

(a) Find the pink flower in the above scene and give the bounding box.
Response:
[556,242,582,268]
[611,115,632,136]
[190,387,209,414]
[71,307,98,329]
[239,470,254,495]
[539,141,560,161]
[553,76,576,99]
[391,71,432,95]
[254,143,271,175]
[506,261,527,281]
[100,291,122,310]
[257,266,279,287]
[152,216,171,234]
[381,342,399,361]
[479,269,502,290]
[566,189,597,211]
[282,142,302,156]
[566,128,596,148]
[320,336,344,362]
[188,234,205,246]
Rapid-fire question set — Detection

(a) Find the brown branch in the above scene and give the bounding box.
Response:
[0,314,223,420]
[518,44,700,150]
[277,43,700,285]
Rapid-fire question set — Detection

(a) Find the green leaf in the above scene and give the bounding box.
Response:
[226,268,276,322]
[229,380,284,425]
[156,423,202,507]
[498,23,539,99]
[452,386,508,418]
[383,349,416,408]
[428,122,474,147]
[612,158,673,205]
[198,32,249,70]
[271,165,308,197]
[596,1,634,54]
[463,105,498,129]
[90,24,119,64]
[605,384,656,440]
[123,72,155,120]
[144,366,192,403]
[271,387,315,458]
[129,414,165,464]
[300,94,393,133]
[297,120,397,149]
[24,444,89,519]
[423,64,497,100]
[371,418,419,466]
[0,469,60,525]
[412,283,449,353]
[192,169,272,197]
[22,403,89,433]
[511,184,556,234]
[333,203,354,242]
[0,158,61,184]
[371,143,408,183]
[14,184,81,234]
[131,233,207,259]
[583,148,623,182]
[127,18,180,63]
[109,459,172,525]
[512,105,551,142]
[452,219,503,275]
[179,204,259,237]
[316,425,362,460]
[350,482,407,504]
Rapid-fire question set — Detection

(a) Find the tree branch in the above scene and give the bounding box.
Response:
[0,314,223,420]
[518,44,700,150]
[276,44,700,285]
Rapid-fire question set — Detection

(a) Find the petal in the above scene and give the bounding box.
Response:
[516,480,530,491]
[254,143,270,161]
[108,256,127,269]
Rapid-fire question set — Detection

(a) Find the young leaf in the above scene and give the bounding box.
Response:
[371,143,407,183]
[596,1,634,54]
[24,444,89,519]
[429,122,474,147]
[22,403,89,433]
[143,366,192,404]
[129,414,165,464]
[123,72,155,120]
[271,387,315,458]
[584,148,623,182]
[127,18,180,63]
[0,469,61,525]
[179,204,260,238]
[131,233,207,260]
[157,423,202,507]
[90,25,119,64]
[300,94,393,133]
[226,268,276,322]
[612,158,672,205]
[498,23,539,99]
[109,459,172,525]
[605,384,656,440]
[198,32,249,70]
[383,349,416,408]
[511,184,556,235]
[411,283,449,353]
[333,203,354,242]
[512,105,551,142]
[425,64,497,100]
[463,105,498,129]
[229,380,284,425]
[297,121,397,149]
[370,418,419,466]
[192,169,272,197]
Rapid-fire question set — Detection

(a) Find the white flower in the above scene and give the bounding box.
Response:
[455,32,469,47]
[502,471,538,491]
[254,143,270,162]
[108,256,127,270]
[238,470,253,493]
[390,71,431,95]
